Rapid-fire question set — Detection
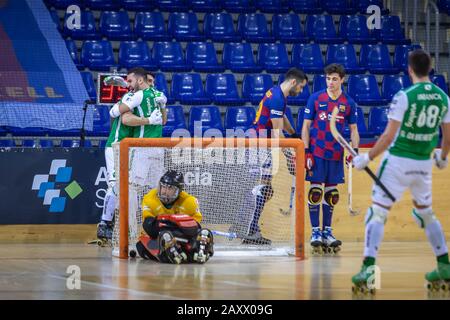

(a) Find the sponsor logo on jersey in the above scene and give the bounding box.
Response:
[319,111,327,120]
[31,159,83,213]
[265,90,272,98]
[319,103,327,109]
[271,109,283,116]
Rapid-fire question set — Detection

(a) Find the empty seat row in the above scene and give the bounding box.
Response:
[46,0,386,14]
[0,139,107,148]
[70,40,418,74]
[80,68,449,107]
[56,11,408,45]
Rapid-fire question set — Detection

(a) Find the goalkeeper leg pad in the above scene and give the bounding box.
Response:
[158,231,187,264]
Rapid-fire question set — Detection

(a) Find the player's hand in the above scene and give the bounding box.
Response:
[434,149,448,169]
[345,148,359,168]
[147,109,163,125]
[154,93,167,108]
[305,149,314,170]
[353,153,371,171]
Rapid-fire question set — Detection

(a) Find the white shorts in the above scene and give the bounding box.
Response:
[105,147,115,183]
[129,147,165,188]
[372,152,432,207]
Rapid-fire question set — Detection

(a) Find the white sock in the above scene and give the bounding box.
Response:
[101,188,116,222]
[363,205,387,258]
[424,217,448,257]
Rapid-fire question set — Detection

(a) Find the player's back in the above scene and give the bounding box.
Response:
[132,87,163,138]
[389,82,450,160]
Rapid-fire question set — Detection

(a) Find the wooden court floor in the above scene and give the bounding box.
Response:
[0,242,448,300]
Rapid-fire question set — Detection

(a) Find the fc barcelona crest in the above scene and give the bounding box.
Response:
[339,104,346,112]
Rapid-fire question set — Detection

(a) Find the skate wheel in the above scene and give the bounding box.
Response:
[441,283,449,291]
[193,253,198,261]
[351,286,357,294]
[369,288,376,295]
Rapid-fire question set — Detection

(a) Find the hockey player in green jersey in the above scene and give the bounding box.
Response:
[351,49,450,293]
[97,69,167,244]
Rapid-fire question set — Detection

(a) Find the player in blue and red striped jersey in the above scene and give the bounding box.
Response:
[240,68,308,245]
[302,64,360,253]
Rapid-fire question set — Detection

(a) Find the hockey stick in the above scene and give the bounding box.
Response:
[347,161,360,216]
[330,107,396,202]
[279,176,295,216]
[212,230,239,240]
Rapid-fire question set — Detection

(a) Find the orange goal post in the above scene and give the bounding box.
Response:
[114,137,305,259]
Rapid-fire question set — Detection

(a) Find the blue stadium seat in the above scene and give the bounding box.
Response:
[368,106,389,135]
[47,0,85,9]
[382,74,412,101]
[98,140,107,148]
[204,13,241,43]
[99,11,133,41]
[0,140,14,147]
[157,0,188,11]
[163,105,187,137]
[50,10,61,31]
[394,44,421,72]
[65,40,83,69]
[356,0,387,14]
[305,15,343,44]
[154,73,174,104]
[222,43,262,73]
[39,139,54,148]
[22,139,36,148]
[85,0,121,10]
[134,12,170,41]
[0,127,6,136]
[87,105,110,137]
[272,14,307,43]
[189,0,222,12]
[313,74,327,92]
[80,71,97,101]
[81,40,116,71]
[374,16,410,45]
[438,0,450,14]
[290,0,322,14]
[257,43,291,74]
[168,12,204,42]
[205,74,246,105]
[431,75,449,94]
[321,0,357,14]
[152,42,191,72]
[171,73,211,105]
[291,44,324,74]
[225,106,256,134]
[61,140,93,148]
[326,44,365,74]
[360,44,399,74]
[343,106,373,138]
[278,74,311,105]
[339,15,377,44]
[255,0,289,13]
[296,107,305,134]
[223,0,255,13]
[9,127,49,136]
[348,74,387,106]
[119,41,156,70]
[189,106,223,137]
[238,13,273,43]
[63,11,99,40]
[242,74,274,105]
[186,42,224,73]
[121,0,154,10]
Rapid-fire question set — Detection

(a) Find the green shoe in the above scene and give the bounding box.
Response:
[351,265,377,294]
[426,262,450,282]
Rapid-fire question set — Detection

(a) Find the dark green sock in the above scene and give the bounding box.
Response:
[363,256,376,267]
[437,253,449,265]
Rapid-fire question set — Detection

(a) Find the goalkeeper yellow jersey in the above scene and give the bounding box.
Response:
[141,189,202,223]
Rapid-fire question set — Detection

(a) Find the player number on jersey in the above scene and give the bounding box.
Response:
[413,104,440,128]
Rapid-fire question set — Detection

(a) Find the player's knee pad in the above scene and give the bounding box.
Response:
[308,185,323,205]
[252,184,274,200]
[365,204,388,225]
[412,207,437,229]
[324,188,339,207]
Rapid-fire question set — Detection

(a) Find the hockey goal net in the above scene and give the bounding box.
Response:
[112,138,305,259]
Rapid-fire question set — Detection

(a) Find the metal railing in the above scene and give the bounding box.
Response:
[425,0,440,72]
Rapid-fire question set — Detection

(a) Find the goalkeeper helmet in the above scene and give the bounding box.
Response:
[158,170,184,205]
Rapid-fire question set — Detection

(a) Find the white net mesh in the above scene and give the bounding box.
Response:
[112,141,299,257]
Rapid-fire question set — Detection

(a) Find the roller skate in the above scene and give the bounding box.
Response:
[159,231,187,264]
[425,262,450,292]
[192,229,214,264]
[88,221,113,247]
[310,228,323,255]
[242,231,272,246]
[351,264,378,295]
[322,227,342,254]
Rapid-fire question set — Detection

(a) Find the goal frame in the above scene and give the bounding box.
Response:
[118,137,305,259]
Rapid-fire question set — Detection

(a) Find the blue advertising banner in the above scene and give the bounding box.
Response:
[0,148,106,224]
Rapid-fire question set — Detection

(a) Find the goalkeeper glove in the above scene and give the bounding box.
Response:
[147,109,163,125]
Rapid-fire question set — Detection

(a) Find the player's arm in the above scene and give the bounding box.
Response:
[142,193,160,238]
[109,92,143,118]
[349,102,360,150]
[162,108,167,125]
[271,118,285,139]
[302,94,316,149]
[121,112,151,126]
[184,196,202,223]
[283,115,295,135]
[301,119,312,149]
[435,97,450,168]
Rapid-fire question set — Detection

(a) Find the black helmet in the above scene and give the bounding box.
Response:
[158,170,184,205]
